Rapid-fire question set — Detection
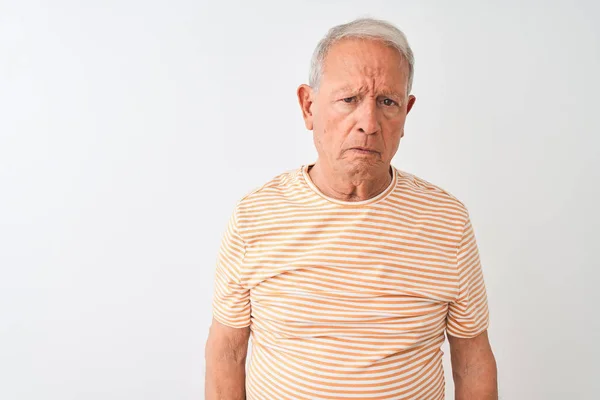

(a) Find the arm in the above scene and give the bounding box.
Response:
[448,330,498,400]
[446,212,496,398]
[207,203,252,398]
[205,318,251,400]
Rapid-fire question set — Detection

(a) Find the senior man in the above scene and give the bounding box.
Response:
[205,17,497,400]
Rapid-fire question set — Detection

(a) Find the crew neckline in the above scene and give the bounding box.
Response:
[301,163,398,206]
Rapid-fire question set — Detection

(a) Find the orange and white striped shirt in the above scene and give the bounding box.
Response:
[212,163,490,400]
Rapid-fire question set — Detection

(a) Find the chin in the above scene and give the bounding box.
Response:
[344,159,385,176]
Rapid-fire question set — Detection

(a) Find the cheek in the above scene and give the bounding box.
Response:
[325,112,356,143]
[323,109,344,129]
[385,115,407,135]
[317,112,345,139]
[314,127,345,158]
[380,118,406,151]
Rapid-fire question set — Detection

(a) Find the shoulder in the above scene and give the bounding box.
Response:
[231,166,303,217]
[241,167,300,202]
[394,167,471,224]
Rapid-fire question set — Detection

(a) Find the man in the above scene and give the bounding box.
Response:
[205,17,497,400]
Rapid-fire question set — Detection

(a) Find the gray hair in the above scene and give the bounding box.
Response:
[308,17,415,95]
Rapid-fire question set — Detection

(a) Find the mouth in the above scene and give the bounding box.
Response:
[350,147,379,154]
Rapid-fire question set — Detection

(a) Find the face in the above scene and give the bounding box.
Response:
[298,38,416,178]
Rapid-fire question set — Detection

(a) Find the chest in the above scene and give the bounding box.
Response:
[240,216,460,304]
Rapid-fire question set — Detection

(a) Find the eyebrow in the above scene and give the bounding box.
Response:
[331,85,357,97]
[378,90,405,99]
[331,86,404,99]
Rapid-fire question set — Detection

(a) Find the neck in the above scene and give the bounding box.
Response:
[308,161,393,202]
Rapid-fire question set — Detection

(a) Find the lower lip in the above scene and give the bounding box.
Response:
[351,148,377,155]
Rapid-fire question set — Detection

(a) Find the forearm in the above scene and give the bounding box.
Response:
[205,352,247,400]
[453,356,498,400]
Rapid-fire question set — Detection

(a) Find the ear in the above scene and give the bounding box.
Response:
[406,94,416,114]
[401,95,416,139]
[297,84,315,130]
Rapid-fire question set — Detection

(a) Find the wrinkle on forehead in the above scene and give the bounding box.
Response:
[321,38,409,97]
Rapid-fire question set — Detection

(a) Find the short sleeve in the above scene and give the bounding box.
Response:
[211,206,251,328]
[446,213,490,338]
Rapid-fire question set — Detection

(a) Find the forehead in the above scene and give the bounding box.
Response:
[320,38,409,94]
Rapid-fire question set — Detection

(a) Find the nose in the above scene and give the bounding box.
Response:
[356,100,380,135]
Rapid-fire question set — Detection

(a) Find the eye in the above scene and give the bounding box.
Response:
[382,98,397,107]
[342,96,357,103]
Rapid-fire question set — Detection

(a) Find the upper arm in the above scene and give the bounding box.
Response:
[446,213,497,397]
[447,329,497,388]
[207,205,252,360]
[446,213,490,338]
[447,329,493,364]
[212,206,252,329]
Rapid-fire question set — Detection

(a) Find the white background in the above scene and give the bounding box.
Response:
[1,0,599,399]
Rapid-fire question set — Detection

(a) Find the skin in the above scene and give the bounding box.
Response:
[297,38,416,201]
[205,37,498,399]
[205,319,250,400]
[448,330,499,399]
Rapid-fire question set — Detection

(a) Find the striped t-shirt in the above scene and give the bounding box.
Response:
[212,163,490,400]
